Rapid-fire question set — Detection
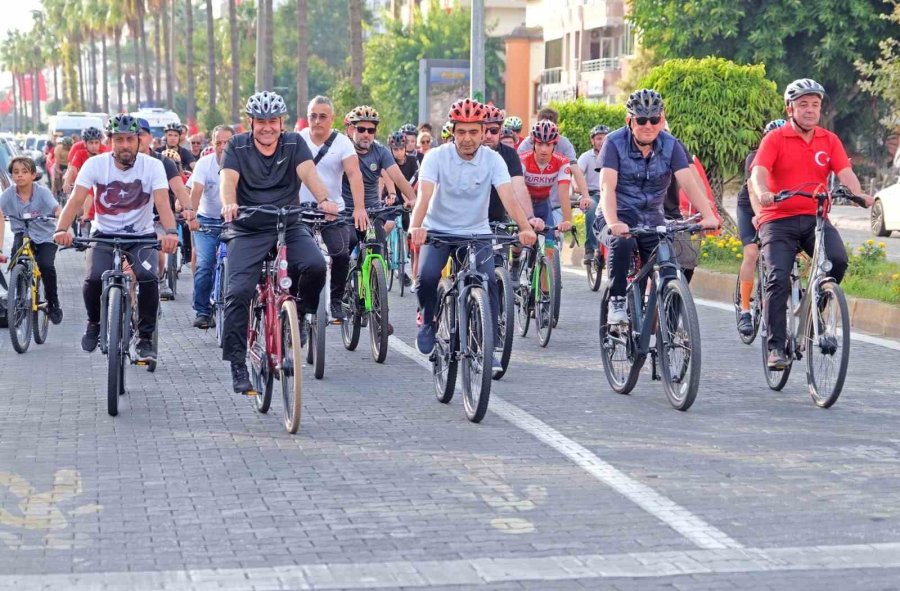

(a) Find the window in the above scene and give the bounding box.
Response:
[545,38,563,69]
[621,22,636,56]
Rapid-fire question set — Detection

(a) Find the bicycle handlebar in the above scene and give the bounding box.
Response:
[774,185,869,208]
[4,215,57,223]
[425,231,520,246]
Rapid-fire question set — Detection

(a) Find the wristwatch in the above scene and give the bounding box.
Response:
[165,228,178,235]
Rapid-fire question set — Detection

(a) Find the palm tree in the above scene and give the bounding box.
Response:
[185,0,195,123]
[205,0,216,122]
[162,0,173,107]
[62,0,86,110]
[296,0,308,118]
[105,0,127,111]
[0,31,22,132]
[151,1,162,105]
[228,0,239,123]
[349,0,363,88]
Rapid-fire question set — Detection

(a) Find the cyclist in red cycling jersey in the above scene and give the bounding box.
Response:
[519,120,574,239]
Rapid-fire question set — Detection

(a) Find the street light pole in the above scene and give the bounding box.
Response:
[470,0,485,102]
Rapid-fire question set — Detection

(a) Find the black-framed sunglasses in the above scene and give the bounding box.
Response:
[355,125,377,135]
[634,116,662,126]
[484,126,501,135]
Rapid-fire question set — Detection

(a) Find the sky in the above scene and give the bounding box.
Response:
[0,0,43,88]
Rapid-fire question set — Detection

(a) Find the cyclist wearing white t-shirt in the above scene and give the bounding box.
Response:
[299,95,368,320]
[54,114,179,362]
[184,124,234,328]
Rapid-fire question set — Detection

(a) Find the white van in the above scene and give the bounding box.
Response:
[48,112,105,139]
[131,108,181,139]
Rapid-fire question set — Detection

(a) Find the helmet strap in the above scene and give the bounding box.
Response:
[789,116,813,135]
[629,122,654,147]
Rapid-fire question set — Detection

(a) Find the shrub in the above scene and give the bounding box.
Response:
[550,99,627,155]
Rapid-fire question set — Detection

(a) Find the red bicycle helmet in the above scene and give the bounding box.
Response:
[448,98,486,123]
[530,120,560,144]
[483,105,504,124]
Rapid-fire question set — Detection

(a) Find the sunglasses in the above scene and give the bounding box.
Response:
[634,116,662,126]
[355,126,377,135]
[484,127,501,135]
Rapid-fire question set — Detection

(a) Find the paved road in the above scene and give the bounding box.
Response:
[0,249,899,590]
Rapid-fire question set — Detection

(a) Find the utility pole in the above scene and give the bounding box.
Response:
[470,0,485,102]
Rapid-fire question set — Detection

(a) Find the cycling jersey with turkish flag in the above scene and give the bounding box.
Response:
[74,152,168,235]
[752,124,851,225]
[520,151,571,201]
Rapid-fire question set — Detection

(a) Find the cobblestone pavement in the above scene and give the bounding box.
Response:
[0,246,898,590]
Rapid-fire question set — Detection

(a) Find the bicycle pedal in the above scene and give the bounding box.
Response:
[242,389,258,397]
[134,361,148,366]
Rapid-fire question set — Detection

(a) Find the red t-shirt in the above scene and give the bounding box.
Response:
[67,141,86,166]
[68,143,111,171]
[520,151,571,201]
[752,124,851,225]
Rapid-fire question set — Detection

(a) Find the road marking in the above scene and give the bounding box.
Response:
[389,336,742,550]
[560,267,900,351]
[4,542,900,589]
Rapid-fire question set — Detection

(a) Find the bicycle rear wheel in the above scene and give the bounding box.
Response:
[307,285,327,379]
[806,282,850,408]
[106,287,124,416]
[32,276,49,345]
[164,252,177,299]
[598,283,642,395]
[368,261,390,363]
[386,231,396,292]
[551,247,562,328]
[493,266,514,380]
[762,296,793,391]
[586,250,604,292]
[514,261,531,337]
[461,287,493,423]
[657,279,702,411]
[280,299,304,433]
[397,232,407,298]
[215,256,228,348]
[535,255,554,348]
[433,280,457,404]
[341,271,362,350]
[7,265,32,353]
[248,293,273,412]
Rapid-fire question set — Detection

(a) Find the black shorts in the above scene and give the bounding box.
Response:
[736,201,757,246]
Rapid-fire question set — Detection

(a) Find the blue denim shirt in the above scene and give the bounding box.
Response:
[594,127,688,228]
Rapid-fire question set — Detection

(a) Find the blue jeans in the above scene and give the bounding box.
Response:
[583,191,600,251]
[192,214,222,317]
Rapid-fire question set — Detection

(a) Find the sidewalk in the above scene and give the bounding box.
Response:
[721,195,872,232]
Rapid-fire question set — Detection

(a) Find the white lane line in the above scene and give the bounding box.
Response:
[561,266,900,351]
[5,542,900,589]
[389,336,743,550]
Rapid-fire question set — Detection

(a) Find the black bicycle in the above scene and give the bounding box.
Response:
[196,222,227,346]
[74,236,162,416]
[513,227,557,347]
[598,218,705,411]
[490,221,517,380]
[428,231,518,423]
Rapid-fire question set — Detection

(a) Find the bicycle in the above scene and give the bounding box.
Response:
[4,215,54,353]
[758,185,868,408]
[386,212,410,297]
[300,208,351,380]
[598,217,705,411]
[428,231,519,423]
[238,204,309,434]
[161,216,186,300]
[732,235,763,345]
[513,227,557,348]
[489,220,517,380]
[72,236,162,416]
[340,204,403,364]
[196,222,227,347]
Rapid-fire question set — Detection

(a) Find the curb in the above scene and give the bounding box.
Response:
[559,242,900,340]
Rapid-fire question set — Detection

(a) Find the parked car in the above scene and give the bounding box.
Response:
[872,174,900,237]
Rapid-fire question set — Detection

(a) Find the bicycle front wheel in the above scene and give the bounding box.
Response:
[550,247,562,327]
[493,266,515,380]
[106,287,124,416]
[280,299,304,434]
[433,280,457,404]
[341,271,362,350]
[215,256,228,348]
[308,286,327,379]
[32,276,49,345]
[535,255,554,348]
[586,251,604,292]
[599,283,642,395]
[806,281,850,408]
[7,265,32,354]
[165,252,177,299]
[762,295,793,391]
[657,279,702,411]
[248,292,273,412]
[368,261,390,363]
[461,287,493,423]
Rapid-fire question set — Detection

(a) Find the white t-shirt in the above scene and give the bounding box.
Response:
[186,152,223,218]
[75,152,169,235]
[298,129,357,211]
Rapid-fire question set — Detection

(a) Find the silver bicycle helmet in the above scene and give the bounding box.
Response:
[783,79,825,105]
[245,90,289,118]
[625,89,664,118]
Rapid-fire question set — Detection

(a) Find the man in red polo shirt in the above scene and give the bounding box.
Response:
[750,78,872,369]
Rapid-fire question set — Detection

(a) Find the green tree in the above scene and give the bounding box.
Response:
[857,0,900,123]
[363,0,504,132]
[638,57,782,227]
[628,0,894,147]
[550,99,627,155]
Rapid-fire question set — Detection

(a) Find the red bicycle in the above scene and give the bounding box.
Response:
[240,204,313,434]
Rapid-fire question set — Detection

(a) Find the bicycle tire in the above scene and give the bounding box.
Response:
[368,261,390,364]
[536,255,554,348]
[514,261,531,337]
[215,256,228,348]
[656,279,702,411]
[386,232,395,293]
[397,232,407,298]
[433,280,457,404]
[106,287,123,416]
[461,287,493,423]
[309,286,327,379]
[280,299,303,434]
[598,283,643,395]
[341,271,362,350]
[761,309,793,391]
[493,266,515,380]
[586,251,604,292]
[32,276,49,345]
[806,281,851,409]
[7,265,32,354]
[551,247,562,328]
[249,293,273,413]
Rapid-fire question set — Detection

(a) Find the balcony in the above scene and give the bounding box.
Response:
[540,67,563,85]
[581,58,620,73]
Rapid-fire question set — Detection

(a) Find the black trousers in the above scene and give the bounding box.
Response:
[221,224,326,363]
[83,232,159,339]
[12,235,59,307]
[596,221,670,297]
[759,215,848,351]
[321,224,353,305]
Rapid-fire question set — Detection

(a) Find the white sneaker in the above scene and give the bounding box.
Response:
[607,296,628,325]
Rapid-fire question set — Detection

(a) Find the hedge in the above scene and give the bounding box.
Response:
[549,99,627,155]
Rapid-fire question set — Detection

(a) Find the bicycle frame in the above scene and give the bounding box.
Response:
[98,247,134,356]
[5,218,48,314]
[437,239,494,361]
[356,207,401,312]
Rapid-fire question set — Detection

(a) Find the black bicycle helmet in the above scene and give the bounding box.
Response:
[107,114,140,135]
[388,131,406,149]
[590,124,610,137]
[245,90,289,118]
[400,123,417,136]
[82,126,103,141]
[625,89,664,118]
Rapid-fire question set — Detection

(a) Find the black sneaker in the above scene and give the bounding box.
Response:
[48,304,63,325]
[767,348,787,370]
[159,281,174,301]
[193,315,211,329]
[737,312,753,336]
[135,339,156,362]
[402,274,412,287]
[330,301,346,321]
[230,361,253,394]
[81,322,100,352]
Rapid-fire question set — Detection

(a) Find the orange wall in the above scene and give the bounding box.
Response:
[504,37,531,120]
